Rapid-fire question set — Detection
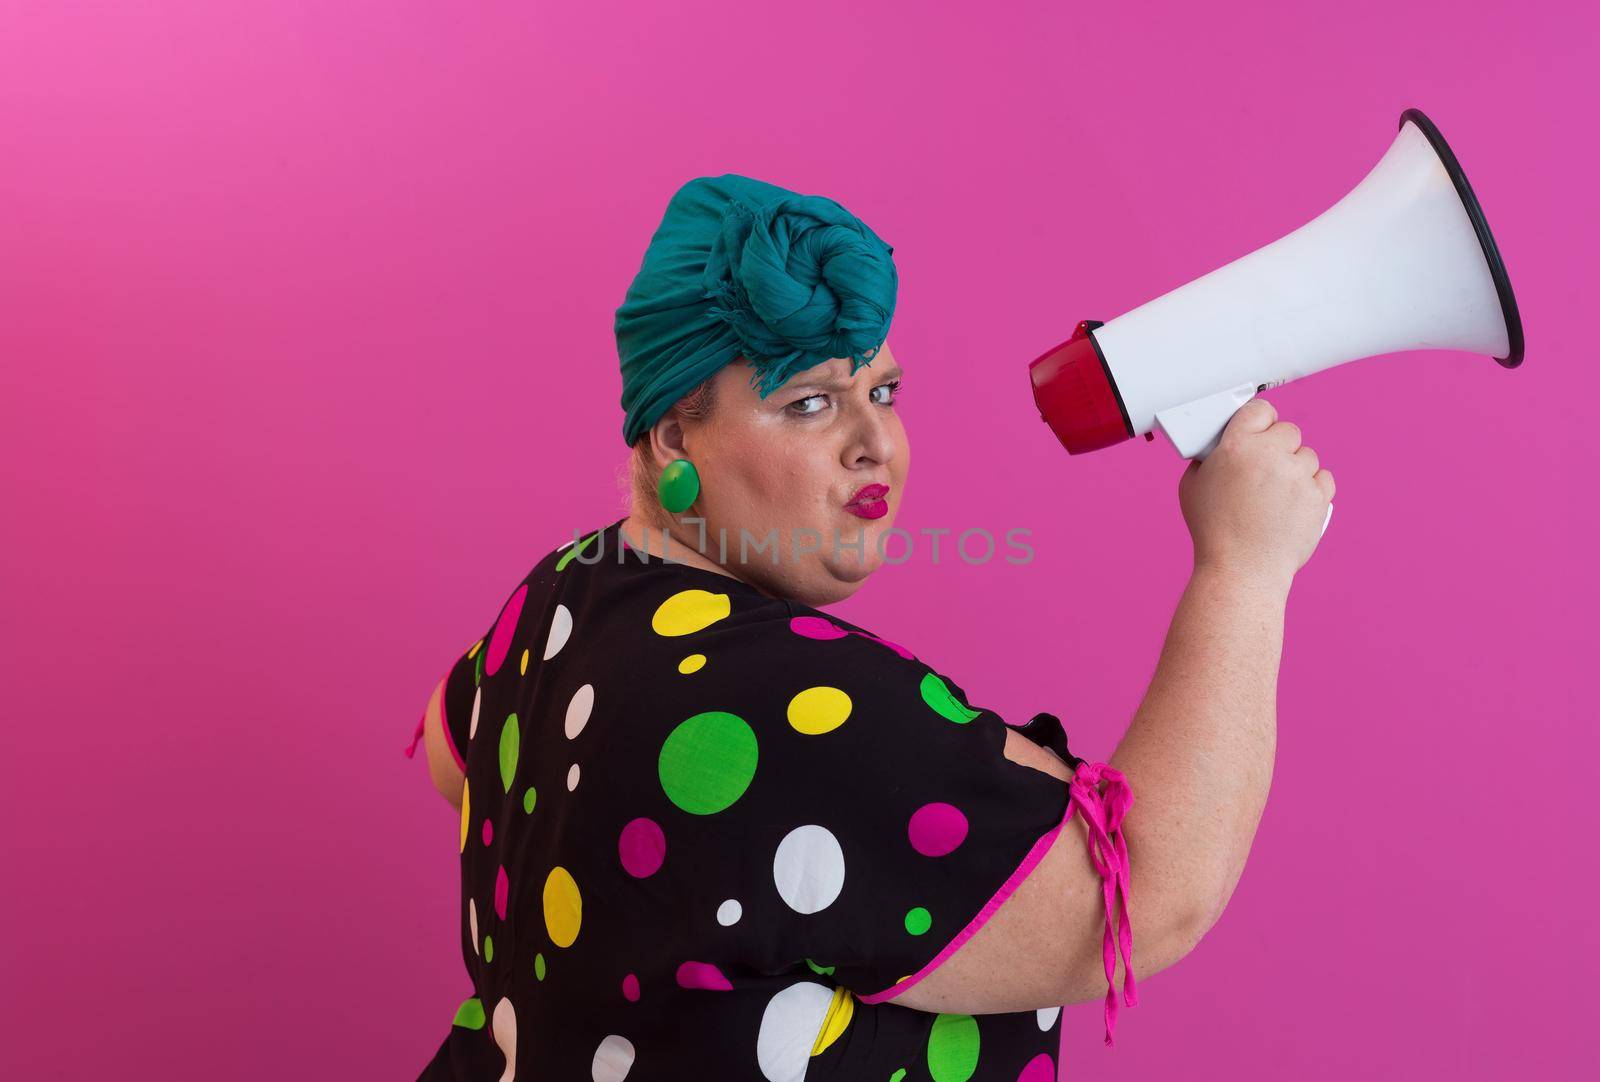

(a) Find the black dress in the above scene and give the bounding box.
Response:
[408,516,1120,1081]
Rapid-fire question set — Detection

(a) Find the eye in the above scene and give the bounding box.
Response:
[786,379,902,417]
[788,393,828,416]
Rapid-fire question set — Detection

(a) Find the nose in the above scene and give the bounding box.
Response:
[843,397,898,469]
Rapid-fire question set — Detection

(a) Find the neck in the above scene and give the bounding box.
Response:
[619,510,751,587]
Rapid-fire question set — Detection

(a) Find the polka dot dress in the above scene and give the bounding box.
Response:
[416,517,1083,1081]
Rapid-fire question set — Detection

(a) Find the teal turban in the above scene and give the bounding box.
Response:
[615,173,899,446]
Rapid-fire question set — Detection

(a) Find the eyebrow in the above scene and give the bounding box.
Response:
[785,363,904,393]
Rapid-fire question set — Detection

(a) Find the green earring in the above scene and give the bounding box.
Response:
[658,458,700,514]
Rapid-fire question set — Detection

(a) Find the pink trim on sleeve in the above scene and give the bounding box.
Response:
[858,761,1139,1048]
[1070,761,1137,1045]
[856,798,1076,1007]
[437,682,467,772]
[400,679,468,774]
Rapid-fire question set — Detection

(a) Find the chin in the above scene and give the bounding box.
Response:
[797,577,866,609]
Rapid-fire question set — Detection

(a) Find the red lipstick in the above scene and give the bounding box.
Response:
[845,483,890,520]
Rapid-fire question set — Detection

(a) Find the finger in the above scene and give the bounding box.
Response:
[1315,468,1336,501]
[1265,419,1303,452]
[1226,397,1277,436]
[1293,444,1320,475]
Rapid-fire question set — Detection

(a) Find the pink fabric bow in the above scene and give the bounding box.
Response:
[1068,761,1137,1046]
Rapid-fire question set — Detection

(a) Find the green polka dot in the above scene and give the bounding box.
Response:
[483,935,494,963]
[534,952,547,981]
[905,907,933,935]
[474,648,485,686]
[556,529,603,572]
[927,1013,980,1082]
[522,786,537,813]
[452,997,485,1030]
[499,713,520,793]
[658,711,758,815]
[890,1071,907,1082]
[805,958,836,977]
[920,673,981,724]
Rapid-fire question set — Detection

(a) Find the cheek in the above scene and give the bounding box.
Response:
[720,444,805,509]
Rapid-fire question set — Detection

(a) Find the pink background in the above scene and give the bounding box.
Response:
[3,2,1593,1078]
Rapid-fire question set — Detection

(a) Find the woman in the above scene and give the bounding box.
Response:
[405,174,1334,1080]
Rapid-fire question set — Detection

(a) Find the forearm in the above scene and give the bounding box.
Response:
[1109,562,1290,959]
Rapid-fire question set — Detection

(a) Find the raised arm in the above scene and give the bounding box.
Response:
[889,398,1334,1017]
[1114,397,1335,953]
[1106,559,1290,967]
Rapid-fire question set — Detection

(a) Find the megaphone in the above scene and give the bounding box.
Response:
[1030,107,1523,536]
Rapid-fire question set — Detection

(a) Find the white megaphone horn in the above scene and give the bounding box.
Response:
[1029,107,1524,537]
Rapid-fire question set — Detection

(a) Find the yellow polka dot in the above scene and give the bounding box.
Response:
[543,866,582,948]
[651,589,731,636]
[787,686,852,735]
[459,779,471,853]
[520,648,529,675]
[467,638,484,659]
[811,986,855,1056]
[678,653,707,674]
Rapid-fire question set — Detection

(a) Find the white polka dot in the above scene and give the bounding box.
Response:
[1037,1005,1061,1030]
[469,686,483,741]
[492,997,517,1082]
[756,981,834,1082]
[544,604,573,660]
[565,684,595,740]
[469,897,480,955]
[558,537,577,550]
[772,825,845,914]
[716,899,743,926]
[591,1034,635,1081]
[567,763,581,791]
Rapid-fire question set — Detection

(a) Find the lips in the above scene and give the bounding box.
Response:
[846,483,889,507]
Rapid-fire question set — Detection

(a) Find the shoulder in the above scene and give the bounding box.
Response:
[693,597,939,690]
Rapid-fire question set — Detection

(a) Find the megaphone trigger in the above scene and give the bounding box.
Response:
[1152,382,1259,461]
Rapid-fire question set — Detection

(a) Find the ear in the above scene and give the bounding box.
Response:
[650,414,690,465]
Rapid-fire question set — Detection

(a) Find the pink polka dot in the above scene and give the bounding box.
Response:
[621,973,640,1002]
[484,584,528,677]
[618,817,666,878]
[1018,1053,1055,1081]
[789,615,846,640]
[482,819,493,846]
[675,960,733,991]
[853,630,916,660]
[493,865,509,920]
[908,802,969,857]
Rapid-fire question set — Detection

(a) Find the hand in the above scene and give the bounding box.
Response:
[1177,398,1336,583]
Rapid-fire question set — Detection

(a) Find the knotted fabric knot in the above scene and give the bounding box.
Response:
[402,709,425,759]
[701,193,897,397]
[1068,760,1137,1046]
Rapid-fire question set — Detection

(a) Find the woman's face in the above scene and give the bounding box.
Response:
[682,342,909,608]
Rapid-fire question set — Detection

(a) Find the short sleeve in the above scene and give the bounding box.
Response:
[402,636,483,767]
[673,615,1079,1002]
[419,575,535,770]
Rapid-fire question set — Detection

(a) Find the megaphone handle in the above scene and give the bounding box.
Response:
[1190,406,1337,537]
[1174,388,1335,538]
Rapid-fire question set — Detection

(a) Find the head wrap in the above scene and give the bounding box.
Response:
[615,173,898,446]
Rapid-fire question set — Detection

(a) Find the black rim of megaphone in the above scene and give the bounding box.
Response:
[1399,108,1524,368]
